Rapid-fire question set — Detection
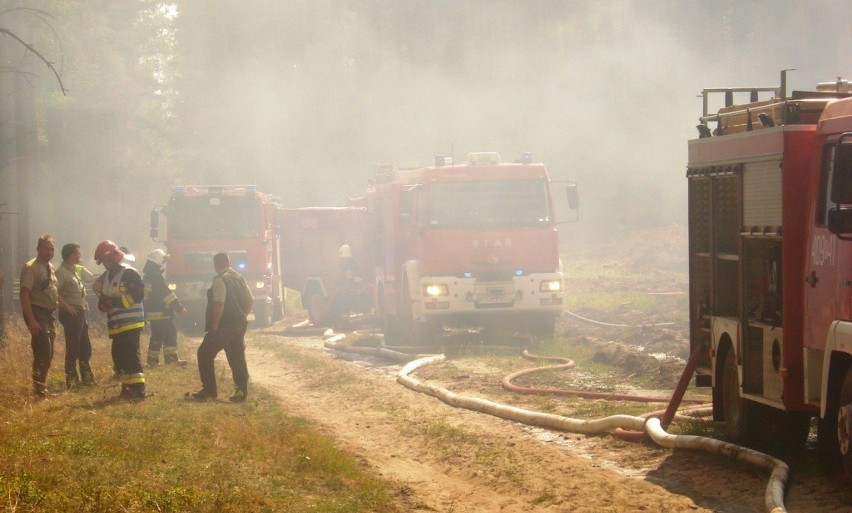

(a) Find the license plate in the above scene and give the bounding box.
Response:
[479,288,508,304]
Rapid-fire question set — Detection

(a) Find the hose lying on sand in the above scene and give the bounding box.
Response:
[278,319,333,337]
[315,328,788,513]
[563,308,675,328]
[502,349,706,405]
[396,354,789,513]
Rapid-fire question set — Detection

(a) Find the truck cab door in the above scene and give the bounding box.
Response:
[827,135,852,322]
[804,142,846,349]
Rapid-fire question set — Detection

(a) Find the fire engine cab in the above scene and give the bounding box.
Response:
[687,71,852,475]
[150,185,286,329]
[281,152,578,342]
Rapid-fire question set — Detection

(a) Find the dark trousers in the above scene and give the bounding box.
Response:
[197,321,248,396]
[147,318,178,362]
[30,306,56,393]
[111,329,144,390]
[58,309,92,380]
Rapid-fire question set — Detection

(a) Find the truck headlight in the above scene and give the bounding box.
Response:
[167,283,177,291]
[539,279,562,293]
[255,281,266,289]
[424,284,448,297]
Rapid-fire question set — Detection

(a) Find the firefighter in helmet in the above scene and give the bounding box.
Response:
[324,244,365,325]
[143,249,186,366]
[93,241,147,400]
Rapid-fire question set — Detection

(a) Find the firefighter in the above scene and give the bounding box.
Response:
[324,244,365,325]
[93,240,147,400]
[55,243,95,388]
[192,252,253,402]
[19,235,58,398]
[142,249,186,366]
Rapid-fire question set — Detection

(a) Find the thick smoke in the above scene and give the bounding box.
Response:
[1,0,851,291]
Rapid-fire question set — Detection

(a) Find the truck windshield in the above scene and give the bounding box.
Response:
[428,179,551,228]
[167,198,261,240]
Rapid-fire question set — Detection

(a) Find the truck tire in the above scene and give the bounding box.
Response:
[307,292,328,326]
[721,348,758,444]
[526,313,557,340]
[254,300,271,327]
[272,297,285,322]
[838,367,852,480]
[400,280,439,346]
[379,289,402,343]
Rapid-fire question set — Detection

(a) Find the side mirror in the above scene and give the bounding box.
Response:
[827,207,852,235]
[150,209,161,240]
[566,183,579,211]
[552,181,579,224]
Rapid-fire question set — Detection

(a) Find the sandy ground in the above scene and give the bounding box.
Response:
[239,328,852,513]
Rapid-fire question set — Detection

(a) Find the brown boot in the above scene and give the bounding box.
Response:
[65,372,80,389]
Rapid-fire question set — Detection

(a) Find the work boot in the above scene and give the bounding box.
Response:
[130,383,146,401]
[191,388,217,401]
[147,356,160,367]
[119,384,146,402]
[80,363,95,386]
[164,354,188,366]
[229,388,247,403]
[34,384,51,399]
[66,371,80,390]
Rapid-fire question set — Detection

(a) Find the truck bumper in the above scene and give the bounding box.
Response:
[415,273,564,321]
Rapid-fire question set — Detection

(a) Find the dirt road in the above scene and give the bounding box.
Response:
[242,328,852,513]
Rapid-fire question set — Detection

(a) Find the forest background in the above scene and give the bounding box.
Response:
[0,0,850,312]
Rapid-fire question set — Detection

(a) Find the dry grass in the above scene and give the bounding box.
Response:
[0,314,398,513]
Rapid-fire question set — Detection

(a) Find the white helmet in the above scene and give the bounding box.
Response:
[147,248,168,267]
[119,246,135,264]
[338,244,352,259]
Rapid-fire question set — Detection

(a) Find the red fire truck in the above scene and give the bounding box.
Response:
[687,72,852,474]
[282,152,578,342]
[150,185,286,329]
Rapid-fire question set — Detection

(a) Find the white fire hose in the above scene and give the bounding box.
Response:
[320,332,789,512]
[397,354,789,513]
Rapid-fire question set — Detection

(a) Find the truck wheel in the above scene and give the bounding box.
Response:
[721,348,756,444]
[838,367,852,480]
[400,280,439,346]
[526,313,557,340]
[254,301,271,327]
[307,293,328,325]
[379,293,402,343]
[272,298,284,321]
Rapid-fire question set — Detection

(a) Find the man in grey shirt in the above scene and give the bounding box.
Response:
[56,243,95,388]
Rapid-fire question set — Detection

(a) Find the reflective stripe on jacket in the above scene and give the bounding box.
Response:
[101,266,145,336]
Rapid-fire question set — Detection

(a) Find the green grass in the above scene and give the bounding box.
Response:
[560,257,688,320]
[0,316,398,513]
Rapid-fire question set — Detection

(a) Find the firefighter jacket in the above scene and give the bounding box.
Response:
[97,264,145,337]
[142,260,183,321]
[205,268,253,332]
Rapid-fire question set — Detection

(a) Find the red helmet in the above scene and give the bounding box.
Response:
[94,240,124,265]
